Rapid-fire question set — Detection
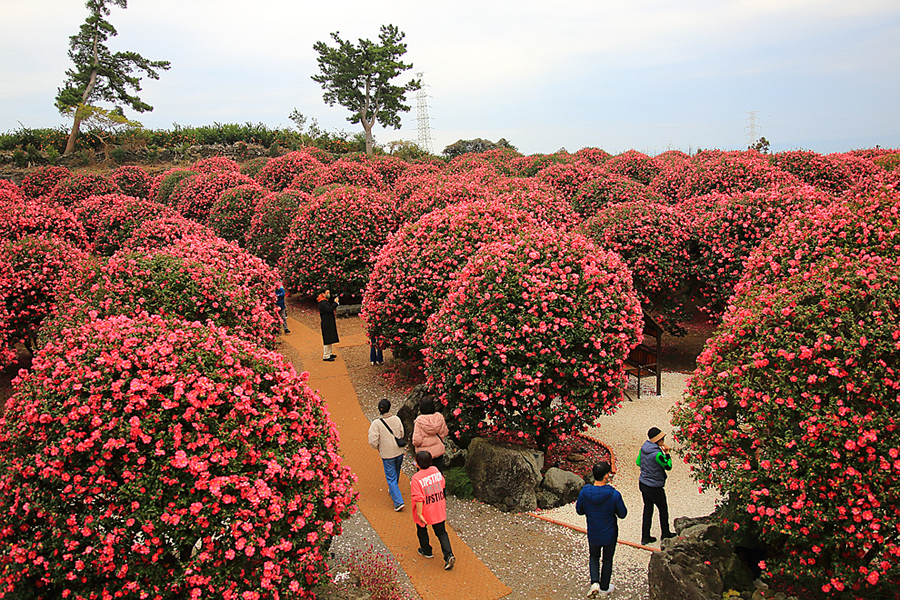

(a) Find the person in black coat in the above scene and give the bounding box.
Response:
[318,289,340,361]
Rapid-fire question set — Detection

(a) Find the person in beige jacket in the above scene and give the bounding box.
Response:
[412,397,449,471]
[368,398,407,511]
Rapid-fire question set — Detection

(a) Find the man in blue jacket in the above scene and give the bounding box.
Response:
[576,462,627,598]
[637,426,675,545]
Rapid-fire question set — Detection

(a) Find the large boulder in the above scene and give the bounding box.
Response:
[538,467,585,508]
[648,524,755,600]
[465,437,543,512]
[397,385,432,446]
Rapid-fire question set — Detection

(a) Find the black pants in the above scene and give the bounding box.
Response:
[589,541,616,590]
[416,520,453,561]
[640,482,671,540]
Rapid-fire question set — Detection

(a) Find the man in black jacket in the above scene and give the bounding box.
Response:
[318,289,340,361]
[637,426,675,545]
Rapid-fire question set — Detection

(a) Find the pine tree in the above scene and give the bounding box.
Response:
[56,0,170,155]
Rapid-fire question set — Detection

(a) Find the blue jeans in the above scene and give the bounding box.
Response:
[589,541,616,590]
[370,345,384,363]
[382,454,404,507]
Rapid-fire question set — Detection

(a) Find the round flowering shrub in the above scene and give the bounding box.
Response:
[108,165,153,198]
[770,150,858,194]
[573,147,612,165]
[535,162,604,202]
[423,228,643,449]
[0,235,88,351]
[396,167,500,223]
[286,163,329,194]
[580,201,693,335]
[572,172,664,218]
[73,194,175,256]
[361,200,537,357]
[239,156,269,178]
[206,183,267,245]
[0,180,24,201]
[649,157,698,203]
[256,150,323,192]
[391,163,445,200]
[604,149,662,185]
[171,170,256,222]
[152,169,198,205]
[0,304,16,369]
[679,185,831,317]
[324,158,384,189]
[507,151,575,178]
[492,179,580,230]
[49,172,117,206]
[279,185,399,300]
[20,166,71,199]
[0,198,89,248]
[676,150,800,201]
[53,247,278,348]
[0,312,356,599]
[122,214,217,252]
[369,155,409,186]
[245,190,310,266]
[191,155,240,173]
[671,253,900,597]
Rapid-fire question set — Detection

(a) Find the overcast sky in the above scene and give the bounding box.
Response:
[2,0,899,156]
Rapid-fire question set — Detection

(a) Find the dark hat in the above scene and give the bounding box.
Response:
[648,427,665,443]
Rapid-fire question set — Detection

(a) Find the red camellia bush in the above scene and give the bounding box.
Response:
[368,155,410,187]
[191,155,240,173]
[171,170,257,222]
[108,165,153,199]
[0,197,89,248]
[20,165,71,199]
[572,171,664,218]
[290,158,384,194]
[679,185,831,317]
[0,235,89,351]
[604,149,662,185]
[0,312,356,599]
[279,185,399,300]
[255,150,323,192]
[206,184,268,245]
[396,167,501,223]
[573,147,612,165]
[535,161,604,202]
[49,172,117,206]
[246,190,310,266]
[671,252,900,598]
[152,169,198,205]
[0,304,16,369]
[0,180,24,201]
[580,201,693,335]
[122,214,217,252]
[770,150,860,194]
[675,150,800,201]
[424,228,643,449]
[492,179,579,230]
[361,200,538,357]
[53,245,278,348]
[73,194,175,255]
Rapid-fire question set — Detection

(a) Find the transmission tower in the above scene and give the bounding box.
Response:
[415,72,433,154]
[745,111,760,147]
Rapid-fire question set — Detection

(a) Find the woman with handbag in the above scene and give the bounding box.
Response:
[367,398,407,511]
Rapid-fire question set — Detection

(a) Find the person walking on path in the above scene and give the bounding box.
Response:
[368,398,406,511]
[411,451,455,571]
[576,462,627,598]
[318,289,339,361]
[370,343,384,366]
[413,398,449,471]
[276,285,290,333]
[637,426,675,545]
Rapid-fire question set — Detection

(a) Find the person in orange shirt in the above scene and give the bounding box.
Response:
[410,451,455,570]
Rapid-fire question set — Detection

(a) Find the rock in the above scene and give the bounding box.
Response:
[535,488,560,510]
[336,303,361,317]
[648,524,755,600]
[465,437,543,512]
[443,436,467,469]
[674,514,716,535]
[540,467,584,506]
[396,385,432,446]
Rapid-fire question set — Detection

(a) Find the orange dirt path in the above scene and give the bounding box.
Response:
[280,317,511,600]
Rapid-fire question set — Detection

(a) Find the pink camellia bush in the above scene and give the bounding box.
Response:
[492,179,580,231]
[361,200,538,357]
[255,150,323,192]
[290,158,384,194]
[20,165,71,199]
[108,165,153,199]
[604,149,662,185]
[0,180,24,200]
[246,190,311,266]
[580,201,693,335]
[572,171,664,218]
[191,155,240,173]
[573,147,612,165]
[679,185,831,317]
[424,228,643,449]
[206,183,268,245]
[535,161,604,202]
[152,169,198,205]
[368,155,410,187]
[49,172,118,206]
[171,170,257,222]
[0,197,89,248]
[279,185,399,300]
[396,167,501,223]
[122,214,217,251]
[671,252,900,597]
[675,150,800,201]
[649,156,698,203]
[239,156,270,179]
[0,235,89,352]
[73,193,175,255]
[0,304,15,369]
[52,245,278,348]
[0,312,356,599]
[770,150,861,195]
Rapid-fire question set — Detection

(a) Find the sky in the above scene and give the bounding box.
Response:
[1,0,899,156]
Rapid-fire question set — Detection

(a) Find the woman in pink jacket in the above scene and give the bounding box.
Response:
[412,397,449,471]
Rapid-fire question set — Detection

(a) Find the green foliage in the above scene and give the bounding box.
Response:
[442,137,517,159]
[312,24,420,155]
[155,169,197,205]
[109,146,128,164]
[239,156,269,178]
[12,149,26,168]
[443,467,474,499]
[749,136,771,153]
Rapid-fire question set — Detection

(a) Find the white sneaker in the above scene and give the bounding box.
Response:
[599,583,615,597]
[587,583,600,597]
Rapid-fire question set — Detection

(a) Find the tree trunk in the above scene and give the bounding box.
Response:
[63,111,83,156]
[364,122,374,157]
